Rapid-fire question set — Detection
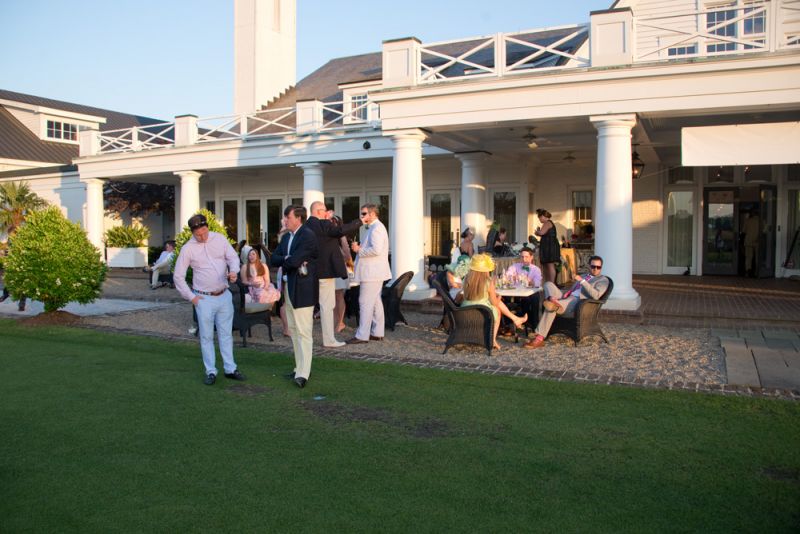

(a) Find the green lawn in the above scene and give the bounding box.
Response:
[1,319,799,533]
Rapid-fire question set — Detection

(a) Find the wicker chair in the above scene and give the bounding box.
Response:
[229,280,274,347]
[382,271,414,331]
[549,277,614,345]
[429,276,495,356]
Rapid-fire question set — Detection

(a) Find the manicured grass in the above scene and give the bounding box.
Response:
[1,319,799,532]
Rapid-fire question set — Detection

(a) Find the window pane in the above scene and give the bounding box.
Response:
[667,191,694,267]
[572,190,593,236]
[266,199,283,251]
[205,201,216,215]
[245,199,261,244]
[493,192,516,242]
[341,196,361,240]
[787,190,800,269]
[223,200,238,241]
[430,193,452,257]
[668,166,694,185]
[291,197,303,207]
[744,165,771,182]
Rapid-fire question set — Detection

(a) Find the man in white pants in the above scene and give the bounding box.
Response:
[347,203,391,344]
[144,240,175,289]
[306,201,362,347]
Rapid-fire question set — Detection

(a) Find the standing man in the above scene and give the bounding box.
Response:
[524,255,609,349]
[174,214,245,385]
[270,205,319,388]
[144,240,175,289]
[306,201,362,348]
[347,203,391,344]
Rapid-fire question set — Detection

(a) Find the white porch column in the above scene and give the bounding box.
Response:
[455,152,489,247]
[390,129,434,299]
[297,163,326,211]
[83,178,105,252]
[590,114,641,311]
[174,171,202,227]
[173,184,182,236]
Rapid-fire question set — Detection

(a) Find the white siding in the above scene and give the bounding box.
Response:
[633,0,700,61]
[632,171,662,274]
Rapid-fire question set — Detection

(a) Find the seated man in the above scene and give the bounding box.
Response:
[503,246,542,328]
[523,255,609,349]
[144,240,175,289]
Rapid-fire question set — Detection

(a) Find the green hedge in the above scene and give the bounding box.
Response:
[104,224,150,248]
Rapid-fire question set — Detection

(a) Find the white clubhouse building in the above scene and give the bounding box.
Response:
[1,0,799,310]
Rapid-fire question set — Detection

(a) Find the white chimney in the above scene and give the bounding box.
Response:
[234,0,297,115]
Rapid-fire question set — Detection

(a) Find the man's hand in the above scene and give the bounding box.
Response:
[351,242,360,253]
[573,274,584,282]
[191,295,202,305]
[228,271,238,283]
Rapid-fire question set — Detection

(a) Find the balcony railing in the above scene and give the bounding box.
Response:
[98,122,174,154]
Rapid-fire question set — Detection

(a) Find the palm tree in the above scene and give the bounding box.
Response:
[0,181,49,237]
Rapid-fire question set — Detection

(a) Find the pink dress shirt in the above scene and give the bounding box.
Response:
[505,262,542,287]
[174,231,241,302]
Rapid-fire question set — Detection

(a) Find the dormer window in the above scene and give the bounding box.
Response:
[46,119,78,141]
[350,94,368,122]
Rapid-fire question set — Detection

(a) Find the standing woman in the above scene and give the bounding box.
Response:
[535,209,560,285]
[459,227,475,257]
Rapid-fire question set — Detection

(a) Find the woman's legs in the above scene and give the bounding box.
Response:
[543,262,557,285]
[333,288,346,332]
[496,299,527,328]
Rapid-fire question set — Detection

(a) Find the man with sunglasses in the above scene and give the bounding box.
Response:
[347,203,391,344]
[524,255,609,349]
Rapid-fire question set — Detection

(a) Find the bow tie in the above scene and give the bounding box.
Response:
[522,266,530,272]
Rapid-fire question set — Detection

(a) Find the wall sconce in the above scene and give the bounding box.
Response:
[631,147,645,180]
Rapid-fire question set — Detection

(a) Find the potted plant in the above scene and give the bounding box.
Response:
[104,224,151,268]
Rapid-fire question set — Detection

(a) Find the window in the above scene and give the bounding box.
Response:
[706,1,765,53]
[706,3,737,53]
[788,164,800,182]
[572,190,593,237]
[266,199,283,251]
[223,200,238,241]
[668,44,697,56]
[666,191,694,268]
[350,94,368,122]
[205,201,216,214]
[46,120,79,141]
[788,190,800,269]
[368,194,390,238]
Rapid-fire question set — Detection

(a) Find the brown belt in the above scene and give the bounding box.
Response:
[193,288,227,296]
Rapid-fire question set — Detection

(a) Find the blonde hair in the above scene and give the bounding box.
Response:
[462,270,490,301]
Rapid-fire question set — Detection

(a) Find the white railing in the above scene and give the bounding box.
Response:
[418,24,590,84]
[196,107,297,143]
[633,0,800,62]
[98,122,175,154]
[320,99,378,130]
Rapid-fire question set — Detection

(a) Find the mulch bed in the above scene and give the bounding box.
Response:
[17,311,82,327]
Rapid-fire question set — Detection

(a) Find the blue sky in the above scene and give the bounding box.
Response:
[0,0,610,120]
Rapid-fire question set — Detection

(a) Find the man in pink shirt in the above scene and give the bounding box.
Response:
[174,214,245,385]
[504,246,542,331]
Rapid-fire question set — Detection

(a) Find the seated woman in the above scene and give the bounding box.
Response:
[240,248,280,304]
[446,254,471,304]
[460,254,527,350]
[492,227,509,256]
[458,227,475,257]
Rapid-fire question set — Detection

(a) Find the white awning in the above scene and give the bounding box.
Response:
[682,122,800,166]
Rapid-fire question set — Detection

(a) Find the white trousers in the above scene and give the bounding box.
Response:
[355,281,384,341]
[195,292,236,376]
[284,285,314,379]
[318,277,339,345]
[151,264,171,287]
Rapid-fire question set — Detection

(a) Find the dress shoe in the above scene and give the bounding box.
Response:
[323,340,346,348]
[346,337,368,344]
[369,335,383,341]
[543,300,563,314]
[283,371,296,380]
[523,336,545,349]
[293,377,307,388]
[204,373,216,385]
[224,369,246,381]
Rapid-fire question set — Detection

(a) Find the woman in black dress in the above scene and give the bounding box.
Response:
[534,209,560,284]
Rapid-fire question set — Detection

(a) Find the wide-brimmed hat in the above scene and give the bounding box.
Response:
[469,253,495,273]
[447,254,471,278]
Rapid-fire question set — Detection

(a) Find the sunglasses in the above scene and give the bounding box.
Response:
[360,212,369,216]
[589,265,602,270]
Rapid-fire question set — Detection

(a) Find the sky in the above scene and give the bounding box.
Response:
[0,0,610,121]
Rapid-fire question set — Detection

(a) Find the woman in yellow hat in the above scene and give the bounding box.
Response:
[461,254,528,350]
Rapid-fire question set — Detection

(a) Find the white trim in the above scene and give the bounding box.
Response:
[0,158,65,169]
[0,98,107,124]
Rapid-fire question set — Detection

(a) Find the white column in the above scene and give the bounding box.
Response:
[174,171,202,228]
[390,129,434,299]
[173,184,182,236]
[590,114,641,311]
[83,178,105,252]
[297,163,326,212]
[455,152,489,247]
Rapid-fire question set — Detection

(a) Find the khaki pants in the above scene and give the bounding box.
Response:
[318,278,339,345]
[284,285,314,379]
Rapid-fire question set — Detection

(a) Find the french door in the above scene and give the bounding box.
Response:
[426,190,460,257]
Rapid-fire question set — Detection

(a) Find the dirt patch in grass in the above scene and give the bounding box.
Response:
[18,311,82,327]
[302,400,452,439]
[227,383,273,397]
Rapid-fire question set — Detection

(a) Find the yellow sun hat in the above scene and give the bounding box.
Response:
[469,253,495,273]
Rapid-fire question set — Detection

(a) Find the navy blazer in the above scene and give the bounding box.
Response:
[270,224,319,308]
[305,216,362,279]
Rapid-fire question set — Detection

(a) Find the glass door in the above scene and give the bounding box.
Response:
[757,185,777,278]
[664,190,695,274]
[244,199,262,246]
[426,191,460,257]
[265,198,284,252]
[703,189,737,275]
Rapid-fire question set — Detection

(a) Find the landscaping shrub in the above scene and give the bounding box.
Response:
[4,206,106,312]
[104,224,151,248]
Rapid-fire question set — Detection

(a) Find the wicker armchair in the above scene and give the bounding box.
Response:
[382,271,413,331]
[430,276,495,356]
[229,280,274,347]
[549,277,614,345]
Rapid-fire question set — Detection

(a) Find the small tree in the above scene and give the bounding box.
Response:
[5,207,106,313]
[0,180,49,237]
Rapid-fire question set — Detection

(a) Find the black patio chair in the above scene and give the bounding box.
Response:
[430,276,494,356]
[229,280,274,347]
[549,277,614,345]
[430,271,452,331]
[382,271,413,331]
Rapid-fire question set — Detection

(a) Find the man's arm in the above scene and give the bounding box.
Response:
[284,230,318,269]
[358,224,388,258]
[223,237,241,281]
[581,277,607,300]
[315,218,362,238]
[152,251,174,270]
[173,247,195,302]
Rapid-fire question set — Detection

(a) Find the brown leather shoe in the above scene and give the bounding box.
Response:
[369,335,383,341]
[542,299,563,314]
[346,337,368,344]
[523,336,545,349]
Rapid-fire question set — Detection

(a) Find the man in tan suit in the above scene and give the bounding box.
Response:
[346,203,392,344]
